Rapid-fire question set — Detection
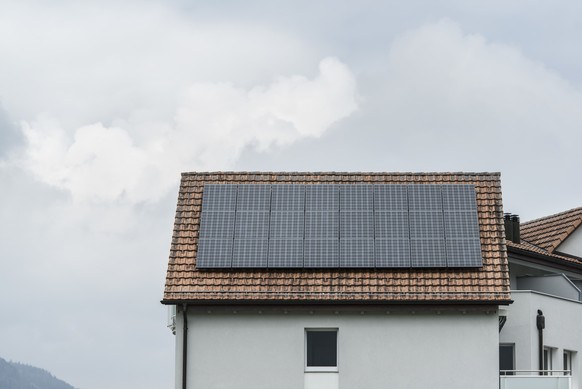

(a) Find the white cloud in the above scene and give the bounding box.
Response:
[381,18,582,149]
[16,58,357,203]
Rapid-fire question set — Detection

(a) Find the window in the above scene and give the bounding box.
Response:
[305,329,338,372]
[564,350,573,376]
[499,344,515,375]
[544,347,553,375]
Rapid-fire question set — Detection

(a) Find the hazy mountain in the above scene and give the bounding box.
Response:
[0,357,77,389]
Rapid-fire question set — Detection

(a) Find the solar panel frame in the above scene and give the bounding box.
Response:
[195,183,484,270]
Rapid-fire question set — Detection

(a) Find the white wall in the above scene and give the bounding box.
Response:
[500,291,582,388]
[174,308,499,389]
[556,226,582,258]
[517,274,581,301]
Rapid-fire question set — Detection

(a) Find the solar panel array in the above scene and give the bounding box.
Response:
[196,184,482,269]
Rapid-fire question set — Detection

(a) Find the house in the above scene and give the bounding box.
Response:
[500,208,582,388]
[162,172,512,389]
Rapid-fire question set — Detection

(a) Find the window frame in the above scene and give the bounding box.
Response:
[304,328,339,372]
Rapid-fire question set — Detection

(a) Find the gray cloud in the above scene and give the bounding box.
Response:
[1,2,582,389]
[0,104,22,158]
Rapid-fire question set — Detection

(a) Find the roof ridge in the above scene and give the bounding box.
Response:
[181,171,501,176]
[523,207,582,227]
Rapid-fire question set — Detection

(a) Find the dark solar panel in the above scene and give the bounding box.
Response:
[340,212,374,239]
[234,212,270,240]
[271,184,305,211]
[409,211,444,239]
[232,239,268,267]
[375,185,408,211]
[198,211,235,240]
[201,184,237,212]
[340,185,373,211]
[443,211,480,239]
[236,184,271,211]
[408,185,442,210]
[375,239,411,267]
[196,183,483,269]
[340,239,374,267]
[410,239,447,267]
[446,238,482,267]
[442,184,477,211]
[269,212,304,239]
[268,239,303,268]
[304,239,339,267]
[375,211,409,239]
[305,212,339,239]
[196,239,233,268]
[306,185,338,211]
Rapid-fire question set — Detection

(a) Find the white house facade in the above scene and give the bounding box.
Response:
[162,172,512,389]
[500,209,582,389]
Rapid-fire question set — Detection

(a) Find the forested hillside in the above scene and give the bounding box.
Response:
[0,357,77,389]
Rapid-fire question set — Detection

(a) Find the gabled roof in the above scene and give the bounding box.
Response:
[520,207,582,253]
[162,172,510,304]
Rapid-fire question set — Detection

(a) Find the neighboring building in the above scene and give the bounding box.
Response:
[500,208,582,389]
[162,172,511,389]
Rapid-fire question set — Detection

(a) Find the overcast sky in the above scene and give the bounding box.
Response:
[1,1,581,388]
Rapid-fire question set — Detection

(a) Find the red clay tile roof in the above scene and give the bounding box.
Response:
[520,207,582,253]
[163,172,510,304]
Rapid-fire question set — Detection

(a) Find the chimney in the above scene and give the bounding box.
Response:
[511,214,520,244]
[504,213,520,244]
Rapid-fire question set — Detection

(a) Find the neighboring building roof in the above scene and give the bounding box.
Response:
[506,208,582,270]
[163,172,510,304]
[520,207,582,253]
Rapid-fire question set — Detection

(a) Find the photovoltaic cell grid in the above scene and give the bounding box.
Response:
[196,183,483,269]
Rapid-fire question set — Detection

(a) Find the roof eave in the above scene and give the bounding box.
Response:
[507,245,582,273]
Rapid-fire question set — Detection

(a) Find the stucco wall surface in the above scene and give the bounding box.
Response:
[500,291,582,388]
[517,275,581,301]
[174,310,499,389]
[557,226,582,258]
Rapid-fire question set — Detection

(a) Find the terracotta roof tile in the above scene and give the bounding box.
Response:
[520,208,582,253]
[163,172,510,304]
